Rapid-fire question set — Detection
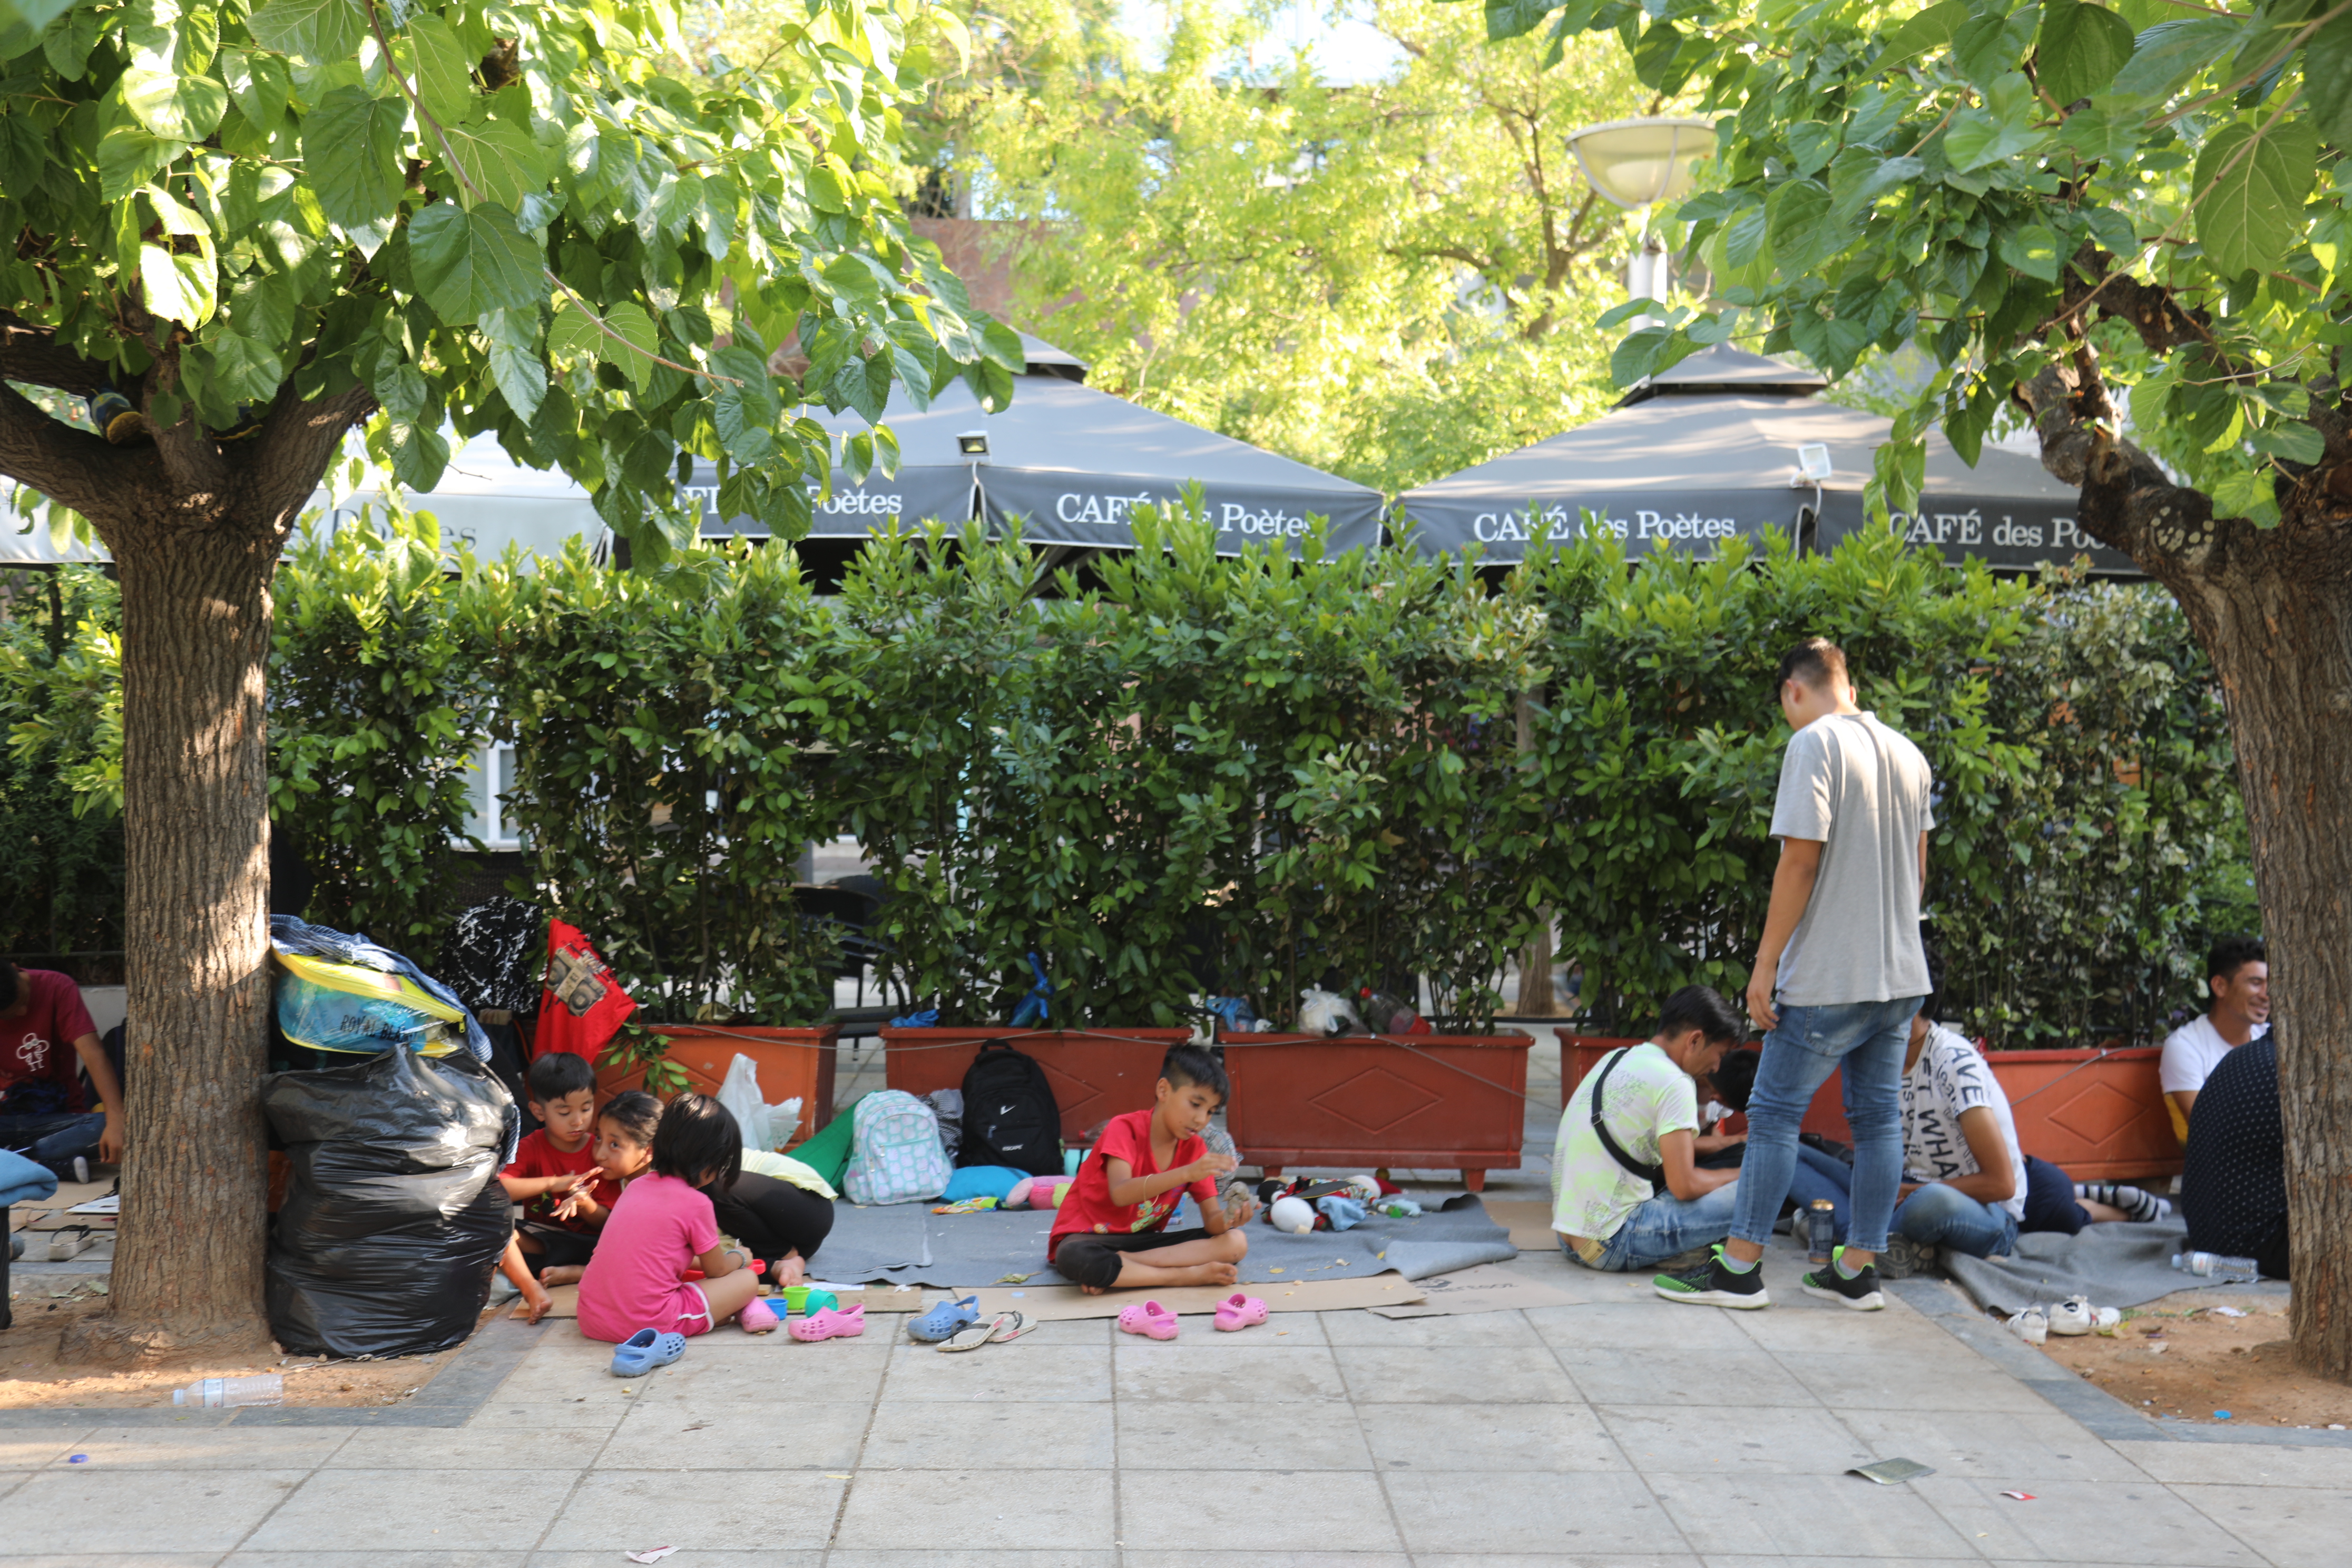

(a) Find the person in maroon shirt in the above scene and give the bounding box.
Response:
[0,963,125,1180]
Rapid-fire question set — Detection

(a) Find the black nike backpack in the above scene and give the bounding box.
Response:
[957,1040,1063,1175]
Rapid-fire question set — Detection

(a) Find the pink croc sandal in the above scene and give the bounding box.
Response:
[739,1297,780,1335]
[790,1302,866,1342]
[1117,1300,1180,1340]
[1214,1292,1269,1332]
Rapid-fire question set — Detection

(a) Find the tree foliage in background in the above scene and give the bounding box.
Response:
[0,565,123,961]
[270,504,492,952]
[912,0,1648,493]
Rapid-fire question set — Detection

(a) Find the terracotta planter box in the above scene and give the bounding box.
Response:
[1223,1033,1533,1192]
[880,1027,1194,1143]
[1564,1034,2180,1182]
[594,1024,839,1149]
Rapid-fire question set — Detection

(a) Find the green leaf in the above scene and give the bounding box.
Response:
[1721,202,1771,269]
[407,201,544,324]
[433,115,550,213]
[2249,421,2324,465]
[1829,149,1924,226]
[302,86,409,232]
[2000,221,2064,280]
[405,15,475,128]
[547,305,603,368]
[479,306,547,422]
[221,46,292,129]
[2110,18,2240,100]
[2036,0,2136,103]
[41,3,99,78]
[1953,4,2041,86]
[1765,177,1835,271]
[138,241,214,327]
[97,124,185,203]
[2193,118,2318,279]
[603,301,661,389]
[711,344,780,463]
[2311,12,2352,149]
[1944,73,2045,171]
[199,330,285,403]
[386,418,449,491]
[1787,121,1840,175]
[124,66,229,141]
[1484,0,1555,42]
[1877,0,1969,71]
[246,0,362,64]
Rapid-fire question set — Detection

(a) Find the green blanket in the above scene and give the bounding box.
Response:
[790,1093,863,1187]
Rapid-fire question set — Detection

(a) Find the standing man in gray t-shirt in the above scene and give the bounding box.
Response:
[1657,637,1933,1313]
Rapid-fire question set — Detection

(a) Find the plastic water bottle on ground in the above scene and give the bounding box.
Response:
[173,1374,284,1409]
[2171,1251,2260,1280]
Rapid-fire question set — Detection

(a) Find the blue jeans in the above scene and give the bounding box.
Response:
[1560,1182,1741,1272]
[1780,1153,2020,1259]
[1730,997,1920,1253]
[0,1112,105,1178]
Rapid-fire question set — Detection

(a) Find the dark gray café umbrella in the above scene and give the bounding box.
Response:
[686,334,1383,556]
[1394,345,2137,576]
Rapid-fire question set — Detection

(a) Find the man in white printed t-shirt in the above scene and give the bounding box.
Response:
[2159,936,2269,1144]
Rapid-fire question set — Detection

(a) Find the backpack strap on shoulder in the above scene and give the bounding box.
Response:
[1589,1047,1667,1191]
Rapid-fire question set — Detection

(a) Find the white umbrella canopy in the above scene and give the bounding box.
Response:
[1393,345,2138,576]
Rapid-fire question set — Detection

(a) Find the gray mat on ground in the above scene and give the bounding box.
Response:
[1941,1216,2285,1315]
[811,1193,1516,1287]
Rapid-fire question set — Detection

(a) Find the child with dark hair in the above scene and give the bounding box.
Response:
[501,1052,607,1286]
[1048,1044,1252,1295]
[575,1093,763,1343]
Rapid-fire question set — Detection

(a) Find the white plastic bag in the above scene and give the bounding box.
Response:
[767,1096,802,1150]
[1297,986,1364,1037]
[717,1054,774,1152]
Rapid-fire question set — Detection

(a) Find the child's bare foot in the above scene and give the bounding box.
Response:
[1080,1283,1106,1296]
[539,1265,585,1287]
[516,1285,556,1325]
[1193,1262,1240,1287]
[771,1252,806,1288]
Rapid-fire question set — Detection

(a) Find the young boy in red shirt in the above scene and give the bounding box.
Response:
[0,962,125,1182]
[1050,1044,1253,1293]
[502,1052,608,1288]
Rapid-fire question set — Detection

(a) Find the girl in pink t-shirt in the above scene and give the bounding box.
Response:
[575,1095,764,1344]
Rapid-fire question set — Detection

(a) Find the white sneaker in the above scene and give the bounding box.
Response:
[71,1155,89,1184]
[2006,1306,2049,1345]
[2048,1295,2121,1336]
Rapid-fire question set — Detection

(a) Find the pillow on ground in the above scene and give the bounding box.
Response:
[942,1165,1030,1203]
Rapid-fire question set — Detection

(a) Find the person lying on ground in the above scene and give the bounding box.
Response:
[0,961,125,1182]
[1050,1043,1254,1295]
[2159,936,2268,1143]
[1552,985,1746,1272]
[576,1093,764,1342]
[2178,1027,2288,1279]
[503,1052,606,1286]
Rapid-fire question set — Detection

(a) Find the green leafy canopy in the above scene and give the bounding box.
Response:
[0,0,1014,557]
[1476,0,2350,528]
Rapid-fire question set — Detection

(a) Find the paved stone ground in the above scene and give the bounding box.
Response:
[4,1028,2344,1566]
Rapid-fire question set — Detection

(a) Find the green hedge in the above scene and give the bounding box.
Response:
[4,515,2258,1045]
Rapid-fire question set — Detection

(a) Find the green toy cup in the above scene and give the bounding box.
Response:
[782,1285,812,1314]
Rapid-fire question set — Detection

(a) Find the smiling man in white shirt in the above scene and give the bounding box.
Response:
[2159,937,2268,1143]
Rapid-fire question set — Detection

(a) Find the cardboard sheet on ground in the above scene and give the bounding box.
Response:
[1477,1199,1556,1251]
[520,1281,926,1322]
[966,1271,1426,1321]
[813,1193,1515,1288]
[1368,1262,1581,1318]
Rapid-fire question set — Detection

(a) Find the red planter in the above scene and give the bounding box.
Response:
[595,1024,839,1149]
[1222,1033,1533,1192]
[1562,1034,2181,1182]
[880,1027,1195,1143]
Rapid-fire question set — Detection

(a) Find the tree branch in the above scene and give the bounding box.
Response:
[0,311,116,398]
[242,380,377,545]
[146,350,234,502]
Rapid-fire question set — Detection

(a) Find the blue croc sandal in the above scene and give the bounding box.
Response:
[907,1293,980,1343]
[610,1328,688,1377]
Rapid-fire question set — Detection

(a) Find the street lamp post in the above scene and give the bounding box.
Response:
[1564,117,1714,318]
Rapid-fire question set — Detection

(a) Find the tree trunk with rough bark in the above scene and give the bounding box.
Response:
[2018,308,2352,1378]
[60,526,281,1364]
[3,317,373,1365]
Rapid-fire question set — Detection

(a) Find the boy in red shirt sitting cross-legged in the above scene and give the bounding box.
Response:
[1050,1044,1255,1294]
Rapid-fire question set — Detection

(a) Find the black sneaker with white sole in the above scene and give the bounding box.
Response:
[1801,1246,1886,1310]
[1653,1244,1770,1309]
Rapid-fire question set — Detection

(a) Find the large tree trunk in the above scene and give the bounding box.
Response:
[2181,559,2352,1379]
[2021,344,2352,1379]
[59,522,281,1365]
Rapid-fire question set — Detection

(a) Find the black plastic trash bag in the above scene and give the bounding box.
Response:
[263,1046,520,1359]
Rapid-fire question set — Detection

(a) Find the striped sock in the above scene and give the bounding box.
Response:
[2077,1182,2169,1223]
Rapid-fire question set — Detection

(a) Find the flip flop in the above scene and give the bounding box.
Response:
[938,1311,1029,1352]
[907,1293,981,1342]
[1116,1300,1180,1340]
[610,1328,688,1376]
[1213,1292,1269,1331]
[790,1303,866,1342]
